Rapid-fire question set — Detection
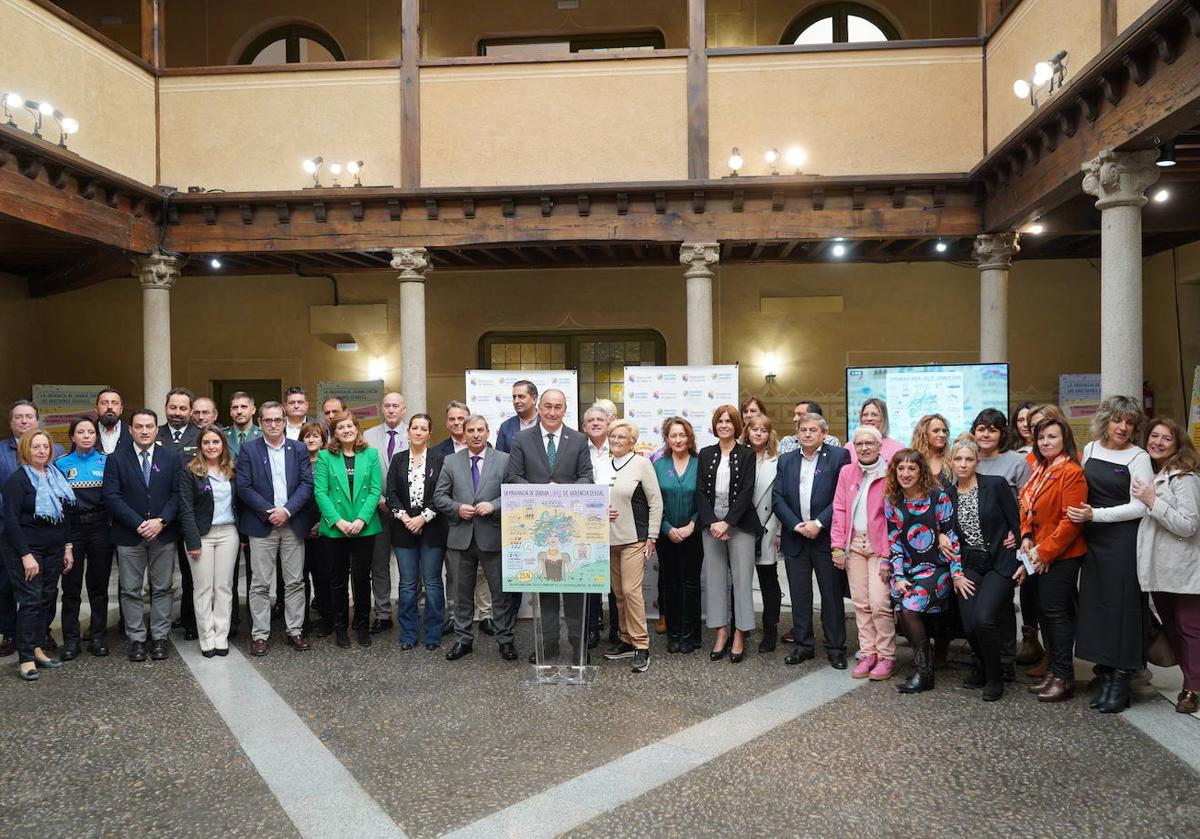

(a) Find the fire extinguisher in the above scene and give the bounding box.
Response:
[1143,381,1155,415]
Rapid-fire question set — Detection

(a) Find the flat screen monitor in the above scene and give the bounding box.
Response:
[845,363,1010,444]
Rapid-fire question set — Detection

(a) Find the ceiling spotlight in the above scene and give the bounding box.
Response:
[1012,79,1031,100]
[2,91,20,110]
[727,147,744,176]
[209,257,222,269]
[51,110,79,149]
[37,101,53,116]
[935,241,948,253]
[831,243,847,258]
[833,237,845,242]
[1153,188,1169,203]
[1157,142,1176,167]
[1028,221,1044,235]
[302,156,324,187]
[23,100,46,137]
[764,148,780,175]
[785,146,806,174]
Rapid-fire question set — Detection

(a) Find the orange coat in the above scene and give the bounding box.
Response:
[1019,460,1088,562]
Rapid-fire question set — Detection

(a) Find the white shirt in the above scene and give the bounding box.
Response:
[265,437,289,509]
[589,439,613,486]
[452,439,468,453]
[798,447,821,522]
[285,421,305,441]
[99,422,123,454]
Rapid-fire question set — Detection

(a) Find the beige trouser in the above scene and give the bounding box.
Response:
[611,542,649,649]
[192,524,240,651]
[845,531,896,660]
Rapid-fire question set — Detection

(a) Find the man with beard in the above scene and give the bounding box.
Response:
[95,388,130,454]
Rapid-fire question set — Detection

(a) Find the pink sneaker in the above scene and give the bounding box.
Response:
[852,654,877,679]
[869,658,896,680]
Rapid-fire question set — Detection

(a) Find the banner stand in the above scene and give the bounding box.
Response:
[527,596,596,687]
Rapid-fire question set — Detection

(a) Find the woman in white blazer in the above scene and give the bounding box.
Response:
[743,416,782,652]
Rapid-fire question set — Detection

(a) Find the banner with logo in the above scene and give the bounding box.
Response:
[501,484,611,594]
[623,365,740,453]
[464,370,579,444]
[32,384,106,448]
[1058,373,1101,446]
[317,380,384,430]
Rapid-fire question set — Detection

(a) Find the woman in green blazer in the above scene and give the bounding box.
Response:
[314,412,382,648]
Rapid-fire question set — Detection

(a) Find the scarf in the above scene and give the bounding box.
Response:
[1020,453,1070,513]
[23,464,75,524]
[850,457,886,526]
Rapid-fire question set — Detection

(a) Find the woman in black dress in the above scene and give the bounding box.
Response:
[1068,396,1154,713]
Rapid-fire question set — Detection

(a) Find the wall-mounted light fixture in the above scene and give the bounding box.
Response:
[2,91,81,147]
[764,148,780,176]
[52,110,79,149]
[336,341,359,352]
[727,147,744,176]
[2,92,21,127]
[1153,188,1170,203]
[1013,50,1068,108]
[831,243,847,258]
[785,146,806,175]
[302,156,324,187]
[208,257,223,269]
[935,241,948,253]
[346,160,365,186]
[1026,219,1044,235]
[762,352,779,383]
[1156,142,1176,167]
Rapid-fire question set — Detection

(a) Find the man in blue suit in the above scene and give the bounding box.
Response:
[494,380,538,453]
[235,401,314,656]
[102,409,182,662]
[773,412,851,670]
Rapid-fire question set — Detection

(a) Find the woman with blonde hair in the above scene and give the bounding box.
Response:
[911,414,952,486]
[742,414,783,652]
[1070,395,1153,713]
[1134,417,1200,714]
[177,427,239,657]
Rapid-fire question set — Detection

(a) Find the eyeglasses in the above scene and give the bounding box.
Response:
[261,417,285,425]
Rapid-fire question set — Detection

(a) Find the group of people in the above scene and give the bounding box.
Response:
[1,383,1197,714]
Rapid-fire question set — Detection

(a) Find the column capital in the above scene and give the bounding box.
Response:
[391,247,432,282]
[973,232,1021,272]
[679,241,720,278]
[131,251,180,290]
[1081,148,1161,210]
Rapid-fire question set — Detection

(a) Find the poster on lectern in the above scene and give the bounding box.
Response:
[501,484,611,594]
[465,370,578,444]
[623,365,740,452]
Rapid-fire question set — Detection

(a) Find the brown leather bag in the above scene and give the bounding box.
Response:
[1148,612,1178,668]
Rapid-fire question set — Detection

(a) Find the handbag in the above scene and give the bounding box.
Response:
[1147,611,1178,668]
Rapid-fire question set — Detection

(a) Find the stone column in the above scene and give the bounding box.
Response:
[131,251,180,412]
[1082,149,1160,399]
[680,242,719,365]
[972,232,1020,364]
[391,247,431,415]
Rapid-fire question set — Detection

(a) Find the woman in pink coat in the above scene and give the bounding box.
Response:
[831,425,896,680]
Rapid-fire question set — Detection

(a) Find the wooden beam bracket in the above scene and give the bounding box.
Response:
[462,197,475,219]
[692,190,706,214]
[1150,29,1177,64]
[540,195,553,217]
[501,196,515,218]
[811,187,824,211]
[771,189,784,211]
[387,199,401,221]
[276,203,290,224]
[577,194,590,217]
[351,200,364,222]
[732,189,744,212]
[425,199,438,220]
[313,201,327,223]
[239,203,253,225]
[202,204,217,225]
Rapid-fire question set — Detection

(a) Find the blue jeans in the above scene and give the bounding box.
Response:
[6,545,63,662]
[394,543,446,645]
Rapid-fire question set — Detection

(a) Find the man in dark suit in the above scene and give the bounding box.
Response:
[773,412,851,669]
[431,400,470,458]
[504,388,594,662]
[494,380,538,454]
[158,387,201,641]
[95,388,131,455]
[433,414,517,662]
[102,409,182,662]
[235,401,314,656]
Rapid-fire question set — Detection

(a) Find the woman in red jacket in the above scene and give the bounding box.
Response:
[1019,417,1088,702]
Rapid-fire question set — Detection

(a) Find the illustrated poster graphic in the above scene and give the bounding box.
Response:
[501,484,610,594]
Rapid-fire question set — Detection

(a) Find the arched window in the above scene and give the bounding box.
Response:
[782,3,900,46]
[238,24,345,65]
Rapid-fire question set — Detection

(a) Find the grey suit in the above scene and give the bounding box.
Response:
[433,447,513,645]
[504,424,594,651]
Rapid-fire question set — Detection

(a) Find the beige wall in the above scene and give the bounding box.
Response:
[421,58,688,187]
[0,0,156,183]
[985,0,1102,151]
[1117,0,1159,36]
[709,47,982,177]
[5,252,1192,434]
[158,69,402,192]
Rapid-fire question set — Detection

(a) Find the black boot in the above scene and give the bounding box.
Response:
[758,623,777,653]
[962,656,986,689]
[1098,669,1133,714]
[897,640,934,694]
[1089,665,1115,709]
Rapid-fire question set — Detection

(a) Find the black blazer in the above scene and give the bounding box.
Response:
[177,469,239,552]
[696,443,760,535]
[384,449,448,548]
[102,442,182,547]
[950,473,1021,576]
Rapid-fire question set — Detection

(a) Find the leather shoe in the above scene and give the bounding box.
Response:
[128,641,147,662]
[184,627,199,641]
[286,634,311,651]
[356,628,372,647]
[149,639,168,661]
[335,628,351,648]
[89,638,109,657]
[781,628,796,645]
[201,649,216,659]
[0,636,14,657]
[214,647,229,657]
[445,641,473,660]
[369,618,393,635]
[1036,675,1074,702]
[828,651,848,670]
[60,641,81,662]
[34,655,63,669]
[785,648,815,666]
[399,642,415,651]
[425,643,439,651]
[250,639,268,656]
[18,666,39,681]
[499,642,518,660]
[478,618,497,636]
